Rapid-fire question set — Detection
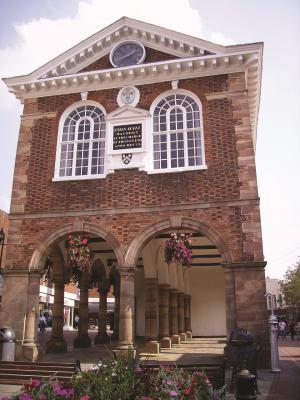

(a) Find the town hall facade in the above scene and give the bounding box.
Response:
[1,17,268,363]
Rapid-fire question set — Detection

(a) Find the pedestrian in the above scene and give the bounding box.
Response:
[289,320,296,341]
[38,312,46,333]
[296,321,300,341]
[278,320,286,339]
[74,314,79,330]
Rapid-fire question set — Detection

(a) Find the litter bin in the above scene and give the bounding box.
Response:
[0,326,16,361]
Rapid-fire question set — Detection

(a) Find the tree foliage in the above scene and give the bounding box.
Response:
[281,259,300,309]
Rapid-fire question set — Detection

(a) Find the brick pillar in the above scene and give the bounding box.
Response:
[224,262,270,367]
[184,295,192,338]
[46,278,67,353]
[159,284,171,348]
[74,271,91,348]
[117,268,135,347]
[94,285,108,344]
[169,289,180,345]
[23,270,40,361]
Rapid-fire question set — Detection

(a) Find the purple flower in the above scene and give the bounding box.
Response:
[169,391,178,397]
[20,395,33,400]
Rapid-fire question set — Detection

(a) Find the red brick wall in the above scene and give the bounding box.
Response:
[25,75,239,213]
[7,204,249,270]
[7,70,263,269]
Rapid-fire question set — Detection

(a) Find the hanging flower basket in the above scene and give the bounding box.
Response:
[164,232,193,267]
[65,233,90,283]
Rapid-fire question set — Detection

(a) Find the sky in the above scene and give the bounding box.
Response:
[0,0,299,279]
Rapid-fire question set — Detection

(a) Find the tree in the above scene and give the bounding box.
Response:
[281,260,300,313]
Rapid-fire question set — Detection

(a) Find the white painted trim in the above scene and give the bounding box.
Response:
[147,89,206,173]
[54,100,108,180]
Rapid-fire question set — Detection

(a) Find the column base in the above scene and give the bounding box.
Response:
[179,332,187,342]
[22,342,40,362]
[186,331,192,339]
[171,335,181,345]
[139,340,160,355]
[113,344,136,360]
[94,333,109,344]
[46,337,68,353]
[160,337,172,349]
[73,334,92,348]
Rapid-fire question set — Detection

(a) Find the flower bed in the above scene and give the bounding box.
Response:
[1,358,224,400]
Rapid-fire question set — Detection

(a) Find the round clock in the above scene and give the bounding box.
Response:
[110,40,146,68]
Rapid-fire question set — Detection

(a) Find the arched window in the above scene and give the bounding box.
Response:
[55,103,106,179]
[151,92,205,171]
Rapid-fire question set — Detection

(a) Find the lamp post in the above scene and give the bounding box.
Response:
[0,228,5,268]
[266,292,281,373]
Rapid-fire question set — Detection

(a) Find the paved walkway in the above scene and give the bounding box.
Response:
[265,338,300,400]
[0,332,299,399]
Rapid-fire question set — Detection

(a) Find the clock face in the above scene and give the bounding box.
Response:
[110,41,145,68]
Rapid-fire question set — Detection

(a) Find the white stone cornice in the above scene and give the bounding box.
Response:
[2,17,226,83]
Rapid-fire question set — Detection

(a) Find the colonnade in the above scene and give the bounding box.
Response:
[118,270,192,353]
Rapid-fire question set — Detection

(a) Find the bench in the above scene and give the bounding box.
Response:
[141,359,226,391]
[0,360,81,385]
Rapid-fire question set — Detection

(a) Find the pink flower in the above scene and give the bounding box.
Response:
[80,396,90,400]
[169,391,178,397]
[31,379,41,387]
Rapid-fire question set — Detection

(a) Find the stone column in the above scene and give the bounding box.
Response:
[115,268,135,357]
[74,271,91,348]
[143,278,159,354]
[184,295,192,338]
[94,285,108,344]
[159,284,171,348]
[112,287,120,341]
[223,267,237,336]
[22,270,40,361]
[177,292,186,341]
[46,278,67,353]
[169,289,180,345]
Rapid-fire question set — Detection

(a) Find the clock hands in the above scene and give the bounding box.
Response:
[117,49,140,63]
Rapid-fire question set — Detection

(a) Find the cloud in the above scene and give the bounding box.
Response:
[209,31,236,46]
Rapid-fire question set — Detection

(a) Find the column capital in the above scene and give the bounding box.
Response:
[159,284,170,290]
[169,288,178,294]
[222,261,267,271]
[119,267,135,277]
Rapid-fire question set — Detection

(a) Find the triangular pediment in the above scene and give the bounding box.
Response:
[106,106,150,121]
[5,17,225,82]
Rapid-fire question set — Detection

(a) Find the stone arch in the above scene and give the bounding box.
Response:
[29,222,125,271]
[124,216,232,268]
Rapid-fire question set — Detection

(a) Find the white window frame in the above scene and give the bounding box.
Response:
[148,89,207,174]
[53,100,107,181]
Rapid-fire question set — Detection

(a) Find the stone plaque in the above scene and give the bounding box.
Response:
[113,123,142,150]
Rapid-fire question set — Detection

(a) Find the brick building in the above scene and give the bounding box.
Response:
[1,17,268,362]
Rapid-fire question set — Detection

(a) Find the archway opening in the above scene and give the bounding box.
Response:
[37,231,120,353]
[132,227,227,349]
